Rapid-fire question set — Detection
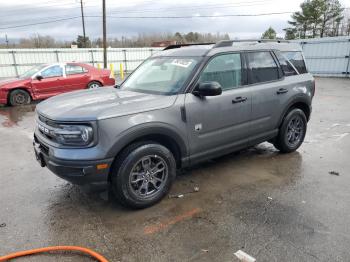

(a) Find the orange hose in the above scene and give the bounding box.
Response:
[0,246,109,262]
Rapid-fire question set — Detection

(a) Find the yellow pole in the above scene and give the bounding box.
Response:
[109,63,115,78]
[97,63,101,70]
[120,63,124,80]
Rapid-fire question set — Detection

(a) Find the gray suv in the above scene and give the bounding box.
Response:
[33,40,315,208]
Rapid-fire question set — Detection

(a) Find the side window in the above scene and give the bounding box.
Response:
[199,53,242,91]
[247,52,279,84]
[275,51,298,76]
[282,51,308,74]
[41,65,63,78]
[66,65,87,75]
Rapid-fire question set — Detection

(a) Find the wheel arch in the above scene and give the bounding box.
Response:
[278,97,311,128]
[106,125,188,181]
[7,87,33,104]
[87,80,103,88]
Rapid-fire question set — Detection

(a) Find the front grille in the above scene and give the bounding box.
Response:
[37,114,58,142]
[38,115,59,128]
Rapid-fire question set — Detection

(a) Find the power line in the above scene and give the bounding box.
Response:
[0,11,294,30]
[99,11,294,18]
[0,17,80,30]
[0,0,275,18]
[105,0,275,14]
[0,2,81,14]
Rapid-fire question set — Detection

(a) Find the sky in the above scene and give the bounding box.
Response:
[0,0,349,42]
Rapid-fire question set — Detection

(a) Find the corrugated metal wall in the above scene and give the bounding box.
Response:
[293,36,350,77]
[0,47,162,78]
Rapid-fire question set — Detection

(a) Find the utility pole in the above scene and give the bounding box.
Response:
[102,0,107,68]
[5,34,9,48]
[80,0,87,48]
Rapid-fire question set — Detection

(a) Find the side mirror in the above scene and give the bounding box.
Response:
[36,75,43,81]
[193,81,222,97]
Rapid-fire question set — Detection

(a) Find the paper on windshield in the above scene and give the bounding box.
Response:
[171,59,193,68]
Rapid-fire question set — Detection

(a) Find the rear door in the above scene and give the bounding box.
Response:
[246,51,297,140]
[185,53,252,162]
[64,64,90,91]
[31,65,64,98]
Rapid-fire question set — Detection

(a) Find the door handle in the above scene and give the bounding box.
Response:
[232,96,247,103]
[277,88,288,94]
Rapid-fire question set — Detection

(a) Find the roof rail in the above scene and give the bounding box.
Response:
[213,39,290,48]
[163,43,215,50]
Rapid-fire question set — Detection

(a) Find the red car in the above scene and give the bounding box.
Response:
[0,63,115,106]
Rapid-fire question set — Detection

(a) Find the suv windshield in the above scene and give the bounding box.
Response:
[20,64,48,78]
[121,57,200,95]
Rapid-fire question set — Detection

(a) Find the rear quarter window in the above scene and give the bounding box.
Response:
[275,51,298,77]
[282,51,308,74]
[66,65,88,75]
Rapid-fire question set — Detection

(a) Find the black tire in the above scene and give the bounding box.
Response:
[9,89,31,106]
[111,141,176,209]
[87,81,102,89]
[274,108,307,153]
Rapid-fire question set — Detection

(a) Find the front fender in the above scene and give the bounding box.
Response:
[104,122,188,160]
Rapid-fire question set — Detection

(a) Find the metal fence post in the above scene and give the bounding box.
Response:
[10,50,19,77]
[55,50,59,62]
[345,39,350,78]
[90,50,95,66]
[123,49,127,73]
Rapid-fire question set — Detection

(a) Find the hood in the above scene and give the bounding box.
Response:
[36,88,177,121]
[0,77,30,88]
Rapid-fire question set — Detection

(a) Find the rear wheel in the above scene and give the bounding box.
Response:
[9,89,31,106]
[87,81,102,89]
[274,108,307,153]
[111,141,176,209]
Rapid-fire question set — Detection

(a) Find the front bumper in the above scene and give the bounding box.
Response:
[33,135,113,186]
[0,89,8,104]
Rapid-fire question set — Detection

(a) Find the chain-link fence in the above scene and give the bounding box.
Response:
[0,47,163,78]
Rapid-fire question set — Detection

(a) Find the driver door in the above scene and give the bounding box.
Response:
[31,65,64,98]
[185,53,252,163]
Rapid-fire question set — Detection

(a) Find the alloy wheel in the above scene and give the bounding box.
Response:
[128,155,168,198]
[286,115,304,147]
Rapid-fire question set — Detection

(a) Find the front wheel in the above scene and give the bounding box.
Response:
[274,108,307,153]
[111,142,176,209]
[9,89,31,106]
[87,81,102,89]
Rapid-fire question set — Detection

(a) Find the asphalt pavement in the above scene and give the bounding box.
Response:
[0,77,350,262]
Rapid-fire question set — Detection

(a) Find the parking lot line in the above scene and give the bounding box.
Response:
[144,208,201,235]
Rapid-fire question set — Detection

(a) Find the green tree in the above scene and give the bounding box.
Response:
[287,2,310,39]
[184,32,195,42]
[174,32,183,43]
[284,28,297,40]
[76,35,91,48]
[287,0,344,38]
[261,27,277,39]
[319,0,344,37]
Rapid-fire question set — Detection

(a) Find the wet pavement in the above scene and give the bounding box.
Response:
[0,77,350,262]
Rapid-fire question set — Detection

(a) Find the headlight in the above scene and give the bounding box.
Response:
[54,125,93,146]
